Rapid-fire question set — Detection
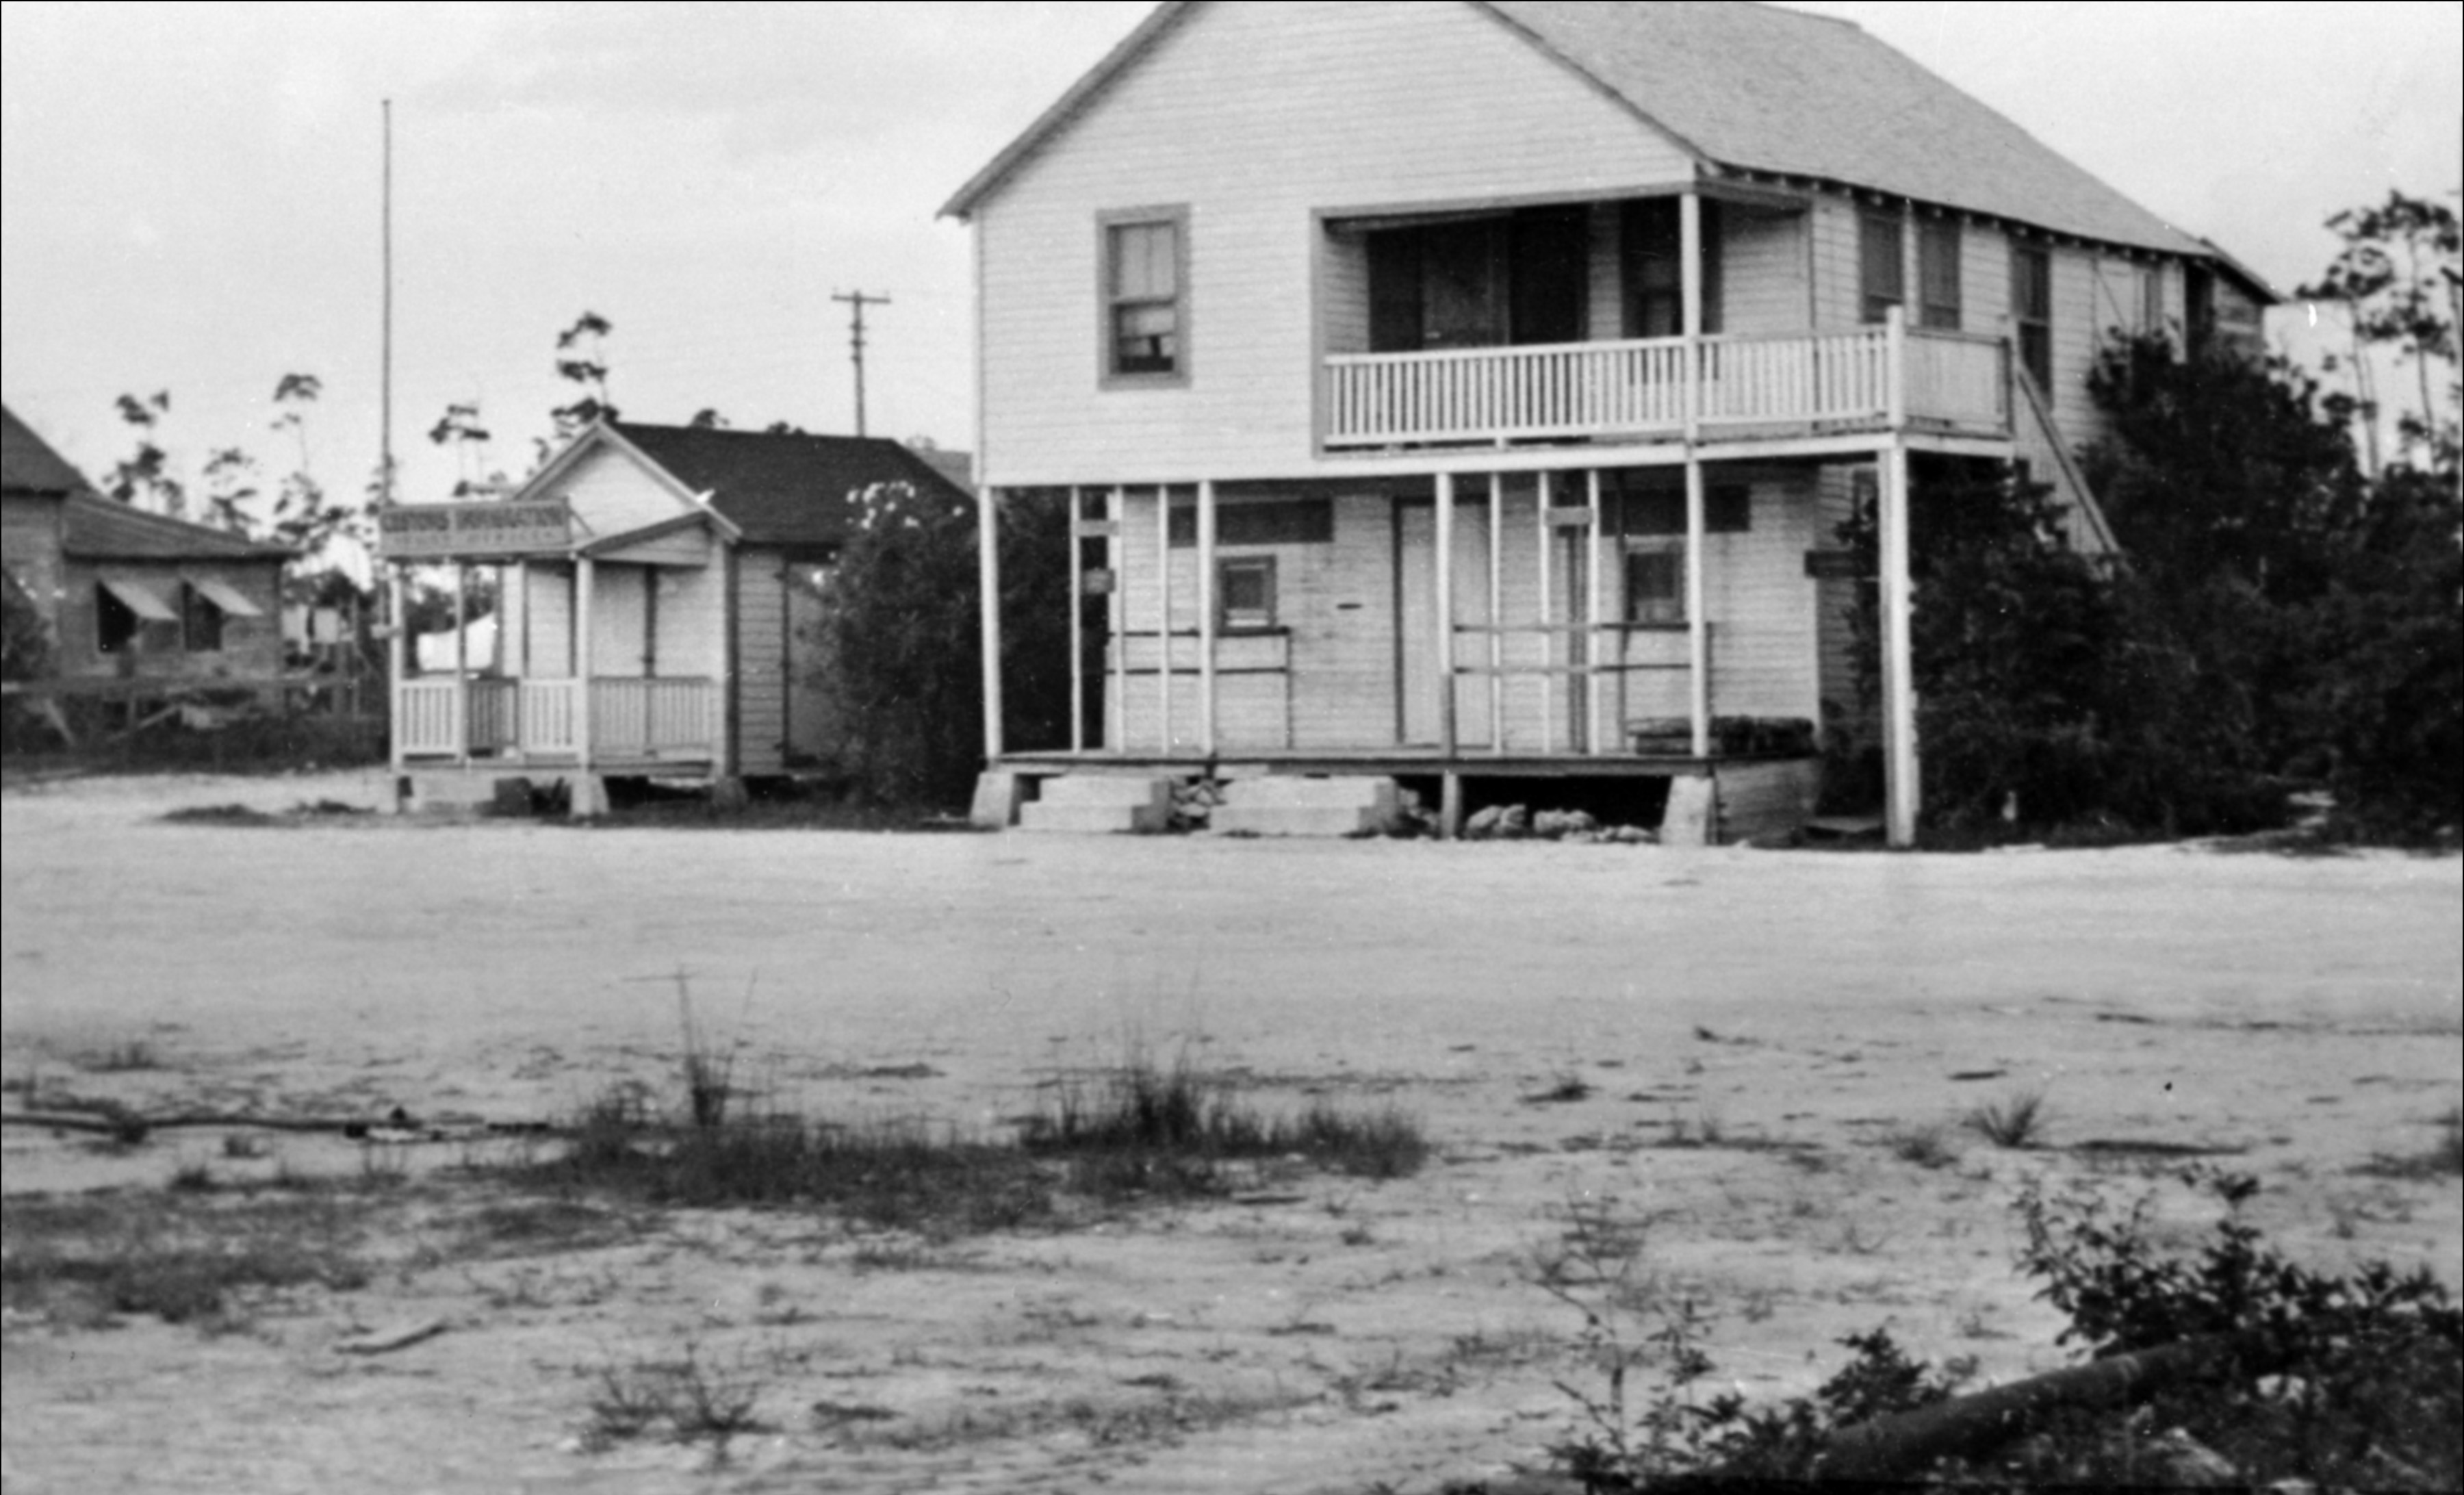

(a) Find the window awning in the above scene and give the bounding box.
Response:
[99,576,179,623]
[188,576,264,617]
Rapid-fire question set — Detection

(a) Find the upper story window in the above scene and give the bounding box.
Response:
[1918,218,1962,330]
[2012,244,2053,390]
[1101,207,1189,385]
[1860,209,1905,324]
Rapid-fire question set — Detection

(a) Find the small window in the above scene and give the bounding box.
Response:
[1217,556,1275,631]
[1626,544,1685,625]
[1860,210,1905,324]
[2137,263,2162,334]
[2012,244,2053,390]
[181,583,225,653]
[1102,209,1188,383]
[1918,218,1962,330]
[97,584,139,654]
[1168,497,1334,548]
[1612,482,1751,536]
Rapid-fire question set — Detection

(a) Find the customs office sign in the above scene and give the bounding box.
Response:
[377,499,574,560]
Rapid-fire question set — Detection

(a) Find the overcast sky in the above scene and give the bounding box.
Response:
[3,1,2458,519]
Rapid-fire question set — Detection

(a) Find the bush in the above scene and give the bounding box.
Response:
[808,483,1075,809]
[1523,1169,2463,1490]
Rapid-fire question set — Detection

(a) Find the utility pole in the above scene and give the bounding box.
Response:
[833,290,890,437]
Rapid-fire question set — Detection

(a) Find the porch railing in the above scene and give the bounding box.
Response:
[394,677,715,763]
[1322,325,2009,449]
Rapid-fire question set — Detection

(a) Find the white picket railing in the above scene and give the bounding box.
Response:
[1322,327,2007,448]
[394,677,713,762]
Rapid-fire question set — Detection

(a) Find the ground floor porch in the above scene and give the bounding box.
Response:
[977,433,1929,843]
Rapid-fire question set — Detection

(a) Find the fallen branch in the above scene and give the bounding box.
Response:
[1804,1331,2285,1483]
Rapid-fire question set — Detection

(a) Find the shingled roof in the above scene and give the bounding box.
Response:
[62,493,290,561]
[611,424,975,550]
[2,404,92,497]
[943,1,2218,261]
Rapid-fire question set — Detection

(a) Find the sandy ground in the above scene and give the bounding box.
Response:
[2,770,2459,1494]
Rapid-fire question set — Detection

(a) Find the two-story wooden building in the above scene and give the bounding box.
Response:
[380,420,974,814]
[947,0,2273,844]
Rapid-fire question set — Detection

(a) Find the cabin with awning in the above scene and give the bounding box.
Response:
[2,405,288,685]
[942,0,2276,845]
[378,420,973,814]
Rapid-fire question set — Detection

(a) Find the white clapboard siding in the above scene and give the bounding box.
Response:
[1813,466,1865,740]
[522,566,575,679]
[550,444,697,539]
[1720,205,1808,337]
[653,563,728,682]
[587,566,650,680]
[977,0,1695,487]
[734,550,788,774]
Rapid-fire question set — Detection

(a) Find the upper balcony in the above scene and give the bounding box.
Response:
[1316,194,2014,456]
[1320,318,2012,452]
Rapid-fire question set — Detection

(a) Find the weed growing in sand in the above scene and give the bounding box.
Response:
[584,1339,769,1449]
[1964,1086,2051,1149]
[1,1192,372,1329]
[509,1051,1426,1236]
[1525,1072,1595,1105]
[1885,1123,1960,1169]
[76,1038,162,1073]
[2359,1104,2464,1181]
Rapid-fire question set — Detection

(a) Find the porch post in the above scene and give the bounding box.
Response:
[1685,459,1710,760]
[1067,487,1085,756]
[1155,485,1172,754]
[1680,190,1704,439]
[1487,472,1504,756]
[452,563,471,767]
[1537,470,1554,755]
[1197,478,1218,757]
[574,555,597,780]
[1435,471,1458,762]
[1109,487,1127,756]
[1879,443,1919,847]
[1587,469,1608,758]
[979,487,1004,765]
[386,565,408,778]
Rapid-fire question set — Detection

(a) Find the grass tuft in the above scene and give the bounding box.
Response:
[1963,1087,2051,1149]
[1884,1123,1960,1169]
[508,1052,1425,1235]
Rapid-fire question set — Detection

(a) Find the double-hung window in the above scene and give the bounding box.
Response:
[1918,218,1962,330]
[1101,207,1189,385]
[2012,244,2053,390]
[1860,210,1905,324]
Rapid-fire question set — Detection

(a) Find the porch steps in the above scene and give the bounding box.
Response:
[1016,775,1175,834]
[1211,776,1400,838]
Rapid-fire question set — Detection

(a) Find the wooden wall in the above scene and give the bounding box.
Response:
[55,559,283,681]
[1,494,66,634]
[1103,470,1824,754]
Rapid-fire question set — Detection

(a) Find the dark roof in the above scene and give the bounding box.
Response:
[945,1,2226,264]
[2,404,93,497]
[611,424,975,549]
[62,493,290,562]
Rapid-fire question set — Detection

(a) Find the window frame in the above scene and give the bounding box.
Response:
[179,581,226,654]
[96,582,139,654]
[2012,242,2054,391]
[1215,554,1277,632]
[1860,209,1907,325]
[1917,218,1962,331]
[1624,539,1687,626]
[1098,205,1192,389]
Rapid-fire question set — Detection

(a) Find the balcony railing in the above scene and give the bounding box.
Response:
[395,677,717,763]
[1322,324,2010,450]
